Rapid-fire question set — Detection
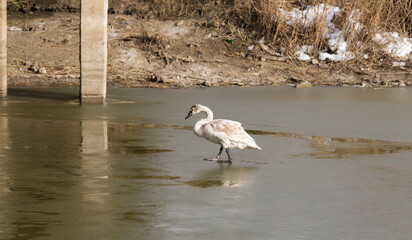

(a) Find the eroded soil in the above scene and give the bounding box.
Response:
[6,12,412,88]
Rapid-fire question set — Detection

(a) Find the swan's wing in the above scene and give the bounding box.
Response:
[203,119,255,144]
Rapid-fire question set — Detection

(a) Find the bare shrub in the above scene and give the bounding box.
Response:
[230,0,412,64]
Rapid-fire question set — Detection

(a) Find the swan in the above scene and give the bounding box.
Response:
[185,104,261,163]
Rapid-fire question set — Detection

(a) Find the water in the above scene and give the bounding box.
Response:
[1,87,412,240]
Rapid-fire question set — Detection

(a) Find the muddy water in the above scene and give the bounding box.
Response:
[1,87,412,240]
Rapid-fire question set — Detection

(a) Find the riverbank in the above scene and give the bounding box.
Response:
[6,11,411,88]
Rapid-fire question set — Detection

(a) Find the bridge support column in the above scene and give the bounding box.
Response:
[0,0,7,97]
[80,0,108,103]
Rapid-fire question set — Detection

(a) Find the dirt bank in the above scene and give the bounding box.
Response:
[6,10,411,88]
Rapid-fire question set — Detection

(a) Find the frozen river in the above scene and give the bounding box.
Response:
[1,87,412,239]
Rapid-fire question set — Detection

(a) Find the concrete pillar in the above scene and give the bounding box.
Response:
[0,0,6,97]
[80,0,108,103]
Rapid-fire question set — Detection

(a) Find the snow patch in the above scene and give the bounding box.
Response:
[279,4,353,62]
[279,4,340,29]
[392,61,406,69]
[296,45,313,61]
[374,32,412,59]
[279,4,411,62]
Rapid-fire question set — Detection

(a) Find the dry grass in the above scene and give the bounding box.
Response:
[8,0,33,10]
[7,0,411,65]
[136,0,411,65]
[111,0,214,19]
[229,0,412,65]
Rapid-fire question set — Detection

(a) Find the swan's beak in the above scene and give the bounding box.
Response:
[185,110,193,120]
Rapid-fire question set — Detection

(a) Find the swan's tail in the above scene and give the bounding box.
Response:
[249,143,262,150]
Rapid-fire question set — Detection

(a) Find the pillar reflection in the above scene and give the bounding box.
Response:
[80,119,112,214]
[81,120,108,154]
[0,111,10,237]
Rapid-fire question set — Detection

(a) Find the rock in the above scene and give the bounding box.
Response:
[31,62,39,68]
[24,60,32,66]
[9,26,22,31]
[181,56,194,63]
[311,59,319,65]
[393,80,406,87]
[204,80,213,87]
[361,81,371,87]
[37,67,47,74]
[24,23,46,31]
[296,81,312,88]
[203,32,212,39]
[151,74,164,83]
[230,79,244,86]
[28,65,38,73]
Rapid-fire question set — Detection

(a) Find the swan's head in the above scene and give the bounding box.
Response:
[185,104,204,119]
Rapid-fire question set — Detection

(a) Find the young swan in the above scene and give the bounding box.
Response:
[185,104,261,163]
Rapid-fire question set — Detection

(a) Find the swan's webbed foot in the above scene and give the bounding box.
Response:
[204,146,224,162]
[203,156,220,161]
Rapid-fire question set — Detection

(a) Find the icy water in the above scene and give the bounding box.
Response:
[1,87,412,240]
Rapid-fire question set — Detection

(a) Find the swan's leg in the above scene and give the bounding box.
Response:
[204,146,223,161]
[217,148,233,163]
[226,149,233,162]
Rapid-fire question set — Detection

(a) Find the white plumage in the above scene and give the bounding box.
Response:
[185,104,261,163]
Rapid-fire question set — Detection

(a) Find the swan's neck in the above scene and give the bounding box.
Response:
[201,107,213,122]
[193,107,213,137]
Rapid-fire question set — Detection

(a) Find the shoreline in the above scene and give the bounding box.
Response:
[5,12,411,89]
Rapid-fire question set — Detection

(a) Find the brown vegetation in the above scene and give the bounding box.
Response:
[5,0,411,88]
[7,0,411,66]
[229,0,411,65]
